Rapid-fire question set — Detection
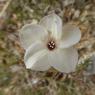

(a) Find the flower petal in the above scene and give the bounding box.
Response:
[24,42,50,71]
[59,24,81,48]
[19,24,48,49]
[48,47,78,73]
[39,13,62,40]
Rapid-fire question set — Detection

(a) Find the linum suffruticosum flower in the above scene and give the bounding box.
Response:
[19,13,81,73]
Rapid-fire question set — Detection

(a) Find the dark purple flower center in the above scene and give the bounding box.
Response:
[47,40,56,51]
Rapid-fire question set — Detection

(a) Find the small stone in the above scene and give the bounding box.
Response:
[31,19,38,24]
[79,53,95,76]
[73,10,80,19]
[63,0,75,6]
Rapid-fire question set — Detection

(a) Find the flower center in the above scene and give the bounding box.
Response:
[47,40,56,51]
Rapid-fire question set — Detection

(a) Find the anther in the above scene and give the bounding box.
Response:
[47,40,56,51]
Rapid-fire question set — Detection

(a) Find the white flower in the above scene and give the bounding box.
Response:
[19,13,81,73]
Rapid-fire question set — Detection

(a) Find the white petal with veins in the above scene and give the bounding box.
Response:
[19,24,48,49]
[24,42,50,71]
[59,24,81,48]
[39,13,62,40]
[24,41,45,62]
[25,49,50,71]
[48,47,78,73]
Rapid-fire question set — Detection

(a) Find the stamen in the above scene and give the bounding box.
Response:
[47,40,56,51]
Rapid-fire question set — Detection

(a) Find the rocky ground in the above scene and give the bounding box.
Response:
[0,0,95,95]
